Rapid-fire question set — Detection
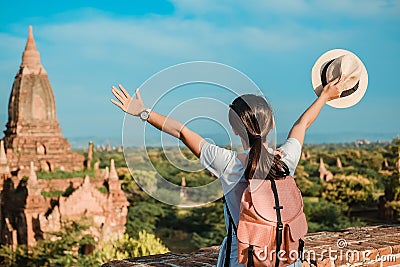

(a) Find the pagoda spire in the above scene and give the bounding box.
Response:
[3,26,84,173]
[83,175,91,188]
[109,159,118,180]
[319,158,326,172]
[21,26,45,74]
[336,157,343,169]
[108,159,122,192]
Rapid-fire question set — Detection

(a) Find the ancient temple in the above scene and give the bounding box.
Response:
[318,157,333,181]
[0,156,128,247]
[2,26,83,174]
[0,26,128,248]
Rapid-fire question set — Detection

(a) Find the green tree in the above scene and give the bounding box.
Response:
[125,202,166,238]
[381,171,400,221]
[0,220,100,267]
[303,198,364,232]
[295,176,322,197]
[183,202,226,249]
[0,224,169,266]
[322,175,374,216]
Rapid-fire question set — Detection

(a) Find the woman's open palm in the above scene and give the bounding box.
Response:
[111,84,146,116]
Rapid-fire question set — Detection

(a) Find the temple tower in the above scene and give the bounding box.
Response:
[85,141,94,169]
[24,162,46,246]
[0,26,128,248]
[319,157,333,181]
[2,26,83,173]
[336,157,343,169]
[106,159,128,239]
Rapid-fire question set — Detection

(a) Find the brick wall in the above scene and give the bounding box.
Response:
[102,225,400,267]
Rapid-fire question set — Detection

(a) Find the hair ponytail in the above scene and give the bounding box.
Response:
[244,134,262,180]
[229,94,290,180]
[245,136,289,180]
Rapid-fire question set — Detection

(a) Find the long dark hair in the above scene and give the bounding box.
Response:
[228,94,289,180]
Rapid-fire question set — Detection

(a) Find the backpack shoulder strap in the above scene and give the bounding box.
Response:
[269,178,284,267]
[222,196,237,267]
[223,196,237,234]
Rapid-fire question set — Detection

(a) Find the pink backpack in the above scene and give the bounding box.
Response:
[224,176,308,267]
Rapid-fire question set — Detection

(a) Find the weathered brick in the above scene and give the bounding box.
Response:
[378,246,393,257]
[392,244,400,254]
[102,225,400,267]
[381,254,400,267]
[363,249,379,262]
[363,261,382,267]
[315,257,333,267]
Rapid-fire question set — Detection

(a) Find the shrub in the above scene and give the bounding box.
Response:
[304,198,364,232]
[99,231,169,263]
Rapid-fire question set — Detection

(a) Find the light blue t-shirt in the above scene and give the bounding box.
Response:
[199,138,302,267]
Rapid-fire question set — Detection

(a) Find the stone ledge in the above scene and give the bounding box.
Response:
[102,247,219,267]
[102,225,400,267]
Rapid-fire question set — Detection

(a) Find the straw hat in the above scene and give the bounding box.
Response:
[311,49,368,108]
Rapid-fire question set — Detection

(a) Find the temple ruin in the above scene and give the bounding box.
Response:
[319,157,333,181]
[0,26,128,247]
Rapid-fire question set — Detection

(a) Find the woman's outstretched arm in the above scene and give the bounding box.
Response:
[111,84,204,157]
[288,77,345,146]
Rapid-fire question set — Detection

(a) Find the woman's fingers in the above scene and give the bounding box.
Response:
[119,84,130,98]
[112,86,128,101]
[110,99,126,111]
[111,84,143,115]
[320,77,343,101]
[112,87,127,104]
[332,77,340,85]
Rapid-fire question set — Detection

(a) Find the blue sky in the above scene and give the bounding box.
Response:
[0,0,399,146]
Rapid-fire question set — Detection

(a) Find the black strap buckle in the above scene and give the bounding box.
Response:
[277,222,284,231]
[248,245,254,267]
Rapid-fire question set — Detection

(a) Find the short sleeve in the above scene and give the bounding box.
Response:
[200,141,235,178]
[278,137,302,176]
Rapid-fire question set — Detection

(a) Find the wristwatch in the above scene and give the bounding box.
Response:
[139,108,152,121]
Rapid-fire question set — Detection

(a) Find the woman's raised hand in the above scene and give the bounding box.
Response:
[111,84,146,116]
[288,75,350,146]
[320,77,347,102]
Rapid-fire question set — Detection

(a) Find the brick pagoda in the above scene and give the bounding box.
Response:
[2,26,83,174]
[0,26,128,248]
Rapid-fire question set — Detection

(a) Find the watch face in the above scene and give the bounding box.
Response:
[140,110,149,120]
